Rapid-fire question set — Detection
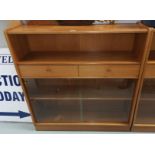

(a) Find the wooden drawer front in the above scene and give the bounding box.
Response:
[19,65,78,78]
[79,65,139,78]
[144,64,155,78]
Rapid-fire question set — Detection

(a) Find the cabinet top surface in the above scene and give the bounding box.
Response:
[7,23,148,34]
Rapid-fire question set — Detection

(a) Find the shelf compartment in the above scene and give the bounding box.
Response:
[148,33,155,62]
[24,78,136,100]
[136,101,155,124]
[135,79,155,124]
[25,79,134,123]
[83,100,130,123]
[31,100,81,123]
[148,50,155,61]
[17,51,139,65]
[31,99,131,123]
[146,33,155,78]
[8,33,147,64]
[139,79,155,100]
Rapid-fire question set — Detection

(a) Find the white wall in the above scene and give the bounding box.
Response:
[0,20,12,48]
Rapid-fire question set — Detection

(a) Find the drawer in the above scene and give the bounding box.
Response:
[144,64,155,78]
[18,65,78,78]
[79,65,139,78]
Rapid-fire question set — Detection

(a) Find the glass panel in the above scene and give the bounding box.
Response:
[31,100,81,123]
[136,79,155,124]
[24,79,135,123]
[25,79,135,100]
[83,100,130,123]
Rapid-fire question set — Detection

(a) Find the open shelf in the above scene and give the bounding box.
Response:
[18,51,139,65]
[25,78,136,100]
[31,99,130,123]
[8,32,147,65]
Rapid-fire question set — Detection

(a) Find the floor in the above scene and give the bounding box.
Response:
[0,122,116,134]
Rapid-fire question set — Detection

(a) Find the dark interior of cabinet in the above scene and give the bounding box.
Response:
[149,33,155,61]
[8,33,147,64]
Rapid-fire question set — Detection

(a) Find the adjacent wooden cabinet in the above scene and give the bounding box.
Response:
[5,22,155,131]
[132,29,155,131]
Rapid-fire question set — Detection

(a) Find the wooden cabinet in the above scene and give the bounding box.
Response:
[5,23,150,131]
[132,29,155,131]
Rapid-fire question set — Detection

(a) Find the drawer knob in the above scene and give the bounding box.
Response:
[106,68,112,72]
[46,68,52,72]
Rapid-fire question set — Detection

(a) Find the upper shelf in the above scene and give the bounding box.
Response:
[18,51,139,65]
[7,23,148,34]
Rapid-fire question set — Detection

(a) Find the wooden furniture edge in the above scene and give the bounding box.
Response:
[132,124,155,132]
[7,23,148,34]
[4,20,22,32]
[4,24,37,124]
[34,122,130,131]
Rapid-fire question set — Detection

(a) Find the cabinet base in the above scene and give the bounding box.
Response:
[132,124,155,132]
[34,123,129,131]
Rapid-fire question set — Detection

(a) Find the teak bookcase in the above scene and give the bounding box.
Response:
[132,28,155,132]
[5,22,154,131]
